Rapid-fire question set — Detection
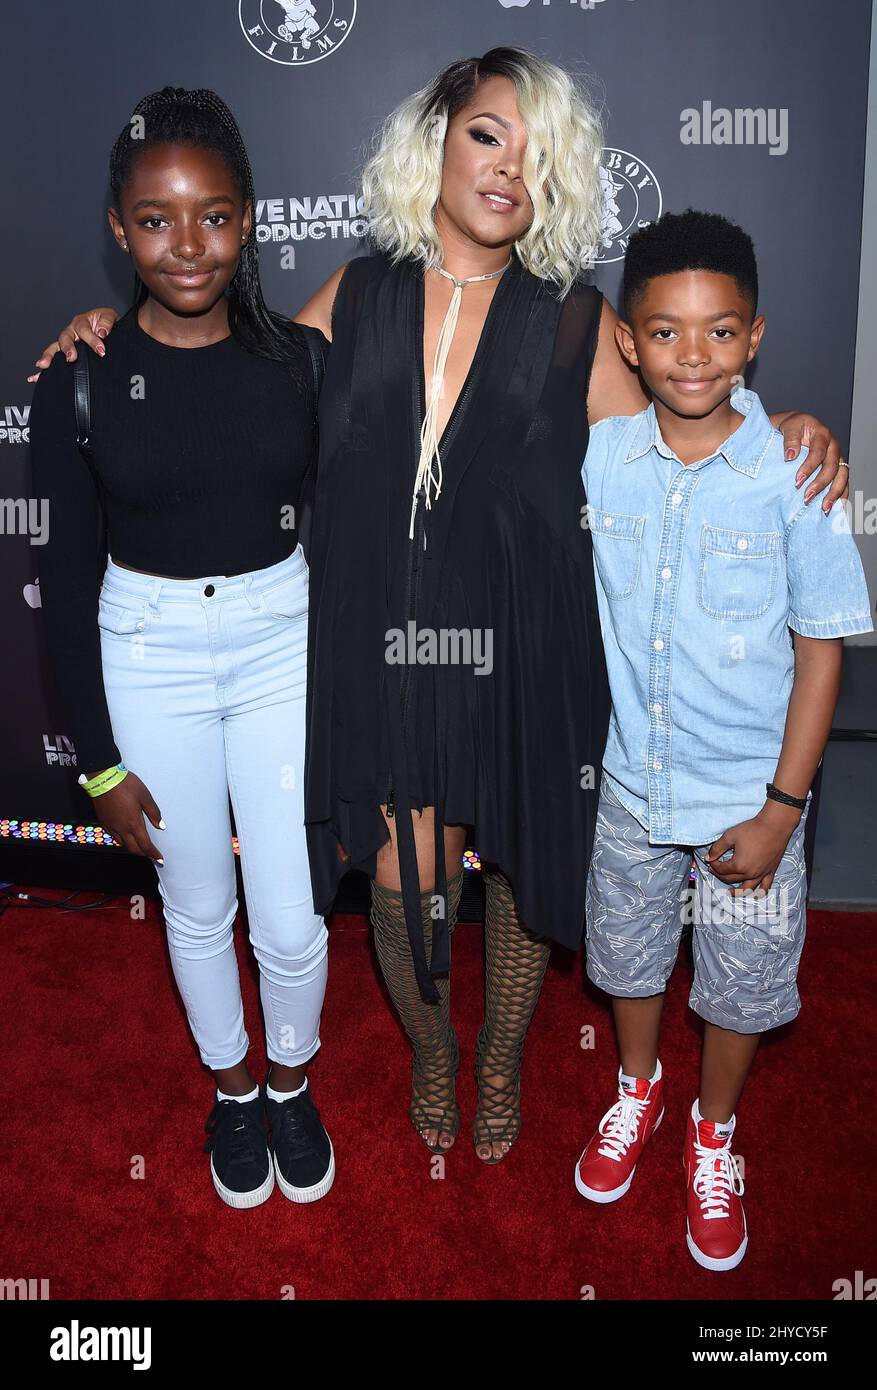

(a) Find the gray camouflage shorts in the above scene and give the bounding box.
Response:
[585,775,810,1034]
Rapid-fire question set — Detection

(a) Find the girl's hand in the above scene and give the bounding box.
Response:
[704,801,801,895]
[90,770,166,864]
[775,412,850,514]
[27,307,119,381]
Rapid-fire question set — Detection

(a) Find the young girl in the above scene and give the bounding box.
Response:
[27,87,334,1210]
[33,52,848,1168]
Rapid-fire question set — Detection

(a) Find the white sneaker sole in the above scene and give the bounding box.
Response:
[574,1107,664,1203]
[686,1221,748,1272]
[210,1155,275,1209]
[274,1137,336,1204]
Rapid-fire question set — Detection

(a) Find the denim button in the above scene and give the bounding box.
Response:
[204,584,215,597]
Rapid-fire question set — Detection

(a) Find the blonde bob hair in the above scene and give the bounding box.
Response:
[361,47,605,298]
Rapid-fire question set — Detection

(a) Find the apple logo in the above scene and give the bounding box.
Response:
[497,0,531,7]
[23,578,41,609]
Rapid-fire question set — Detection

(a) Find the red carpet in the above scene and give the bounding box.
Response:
[1,886,874,1300]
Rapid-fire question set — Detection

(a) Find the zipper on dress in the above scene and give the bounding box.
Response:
[387,310,432,826]
[437,371,474,461]
[402,490,426,735]
[387,265,487,824]
[388,481,426,823]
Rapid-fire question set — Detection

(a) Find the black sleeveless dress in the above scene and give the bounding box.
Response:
[304,249,610,1000]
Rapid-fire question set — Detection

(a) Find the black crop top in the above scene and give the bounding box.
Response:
[27,307,320,777]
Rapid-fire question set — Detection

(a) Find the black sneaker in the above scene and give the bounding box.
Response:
[203,1094,275,1209]
[265,1077,335,1204]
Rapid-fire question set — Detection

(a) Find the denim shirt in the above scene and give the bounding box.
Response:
[582,386,873,844]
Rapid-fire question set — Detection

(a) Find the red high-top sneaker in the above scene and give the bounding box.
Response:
[574,1060,665,1203]
[684,1100,747,1271]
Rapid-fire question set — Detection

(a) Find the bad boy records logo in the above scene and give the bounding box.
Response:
[596,148,662,263]
[239,1,356,66]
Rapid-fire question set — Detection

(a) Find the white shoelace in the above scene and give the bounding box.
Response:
[596,1092,650,1163]
[691,1139,745,1220]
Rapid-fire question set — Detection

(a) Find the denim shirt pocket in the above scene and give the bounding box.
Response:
[698,523,780,621]
[588,506,645,600]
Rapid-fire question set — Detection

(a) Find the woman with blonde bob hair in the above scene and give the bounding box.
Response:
[362,47,605,298]
[39,47,846,1165]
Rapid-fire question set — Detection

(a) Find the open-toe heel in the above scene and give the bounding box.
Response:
[410,1028,460,1153]
[370,869,465,1155]
[474,868,552,1164]
[473,1025,522,1163]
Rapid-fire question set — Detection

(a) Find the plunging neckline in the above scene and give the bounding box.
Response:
[412,255,519,458]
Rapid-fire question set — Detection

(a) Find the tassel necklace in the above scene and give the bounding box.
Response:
[408,256,513,539]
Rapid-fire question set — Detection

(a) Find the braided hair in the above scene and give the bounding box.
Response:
[109,86,309,394]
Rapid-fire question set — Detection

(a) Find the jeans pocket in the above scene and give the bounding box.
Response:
[698,524,779,621]
[258,573,309,621]
[97,593,151,635]
[587,506,645,600]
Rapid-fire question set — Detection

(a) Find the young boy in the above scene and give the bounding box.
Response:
[576,209,873,1271]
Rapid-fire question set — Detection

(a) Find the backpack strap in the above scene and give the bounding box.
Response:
[294,324,328,563]
[71,348,108,573]
[298,322,327,408]
[73,352,93,461]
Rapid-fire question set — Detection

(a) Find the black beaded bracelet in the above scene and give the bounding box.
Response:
[765,782,807,811]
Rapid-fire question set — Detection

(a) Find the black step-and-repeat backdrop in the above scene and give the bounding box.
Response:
[1,0,872,846]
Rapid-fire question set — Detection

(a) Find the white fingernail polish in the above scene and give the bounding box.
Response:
[158,819,166,830]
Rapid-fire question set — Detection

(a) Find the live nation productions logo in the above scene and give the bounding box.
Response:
[255,147,662,255]
[597,148,662,264]
[239,1,357,65]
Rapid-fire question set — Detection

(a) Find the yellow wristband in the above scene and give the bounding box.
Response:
[77,765,115,789]
[78,764,129,796]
